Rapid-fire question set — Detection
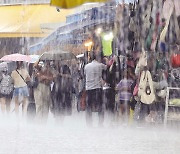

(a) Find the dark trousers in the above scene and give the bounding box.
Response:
[86,88,104,126]
[103,88,115,113]
[139,102,156,121]
[53,92,72,116]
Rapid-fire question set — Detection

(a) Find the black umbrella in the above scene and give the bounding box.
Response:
[39,50,77,61]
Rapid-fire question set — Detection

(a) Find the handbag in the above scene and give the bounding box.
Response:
[26,81,33,88]
[133,74,141,96]
[171,54,180,68]
[157,89,166,98]
[154,74,168,99]
[138,71,155,104]
[133,84,138,96]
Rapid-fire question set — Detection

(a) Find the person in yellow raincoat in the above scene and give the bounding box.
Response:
[51,0,108,9]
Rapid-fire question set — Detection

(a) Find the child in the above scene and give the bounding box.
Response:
[117,71,134,123]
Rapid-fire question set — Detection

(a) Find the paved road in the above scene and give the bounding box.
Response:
[0,113,180,154]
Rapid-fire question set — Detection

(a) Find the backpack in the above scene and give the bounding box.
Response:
[0,74,14,95]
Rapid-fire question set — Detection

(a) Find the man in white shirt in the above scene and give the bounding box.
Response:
[11,61,30,116]
[84,52,107,127]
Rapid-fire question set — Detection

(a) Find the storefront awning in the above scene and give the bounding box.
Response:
[0,4,74,37]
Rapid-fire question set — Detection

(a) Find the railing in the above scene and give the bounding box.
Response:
[0,0,50,5]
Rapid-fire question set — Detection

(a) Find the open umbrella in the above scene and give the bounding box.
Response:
[50,0,107,9]
[0,53,31,62]
[39,50,77,61]
[29,55,40,63]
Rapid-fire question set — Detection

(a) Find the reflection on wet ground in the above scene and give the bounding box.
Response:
[0,112,180,154]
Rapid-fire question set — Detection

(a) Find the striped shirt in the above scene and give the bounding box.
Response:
[117,78,133,101]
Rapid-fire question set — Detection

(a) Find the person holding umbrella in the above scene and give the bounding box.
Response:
[33,61,54,123]
[11,61,31,116]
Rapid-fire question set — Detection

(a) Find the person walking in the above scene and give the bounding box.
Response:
[102,57,116,114]
[116,71,134,124]
[33,61,54,123]
[52,63,74,124]
[84,52,107,127]
[0,67,14,114]
[11,61,30,116]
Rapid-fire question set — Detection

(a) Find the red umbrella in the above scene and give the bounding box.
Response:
[0,53,31,62]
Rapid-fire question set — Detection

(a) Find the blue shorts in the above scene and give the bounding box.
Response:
[13,86,29,97]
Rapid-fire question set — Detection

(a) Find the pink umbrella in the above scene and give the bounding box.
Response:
[0,53,31,62]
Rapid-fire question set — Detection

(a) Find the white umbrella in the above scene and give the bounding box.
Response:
[29,55,40,63]
[0,53,31,62]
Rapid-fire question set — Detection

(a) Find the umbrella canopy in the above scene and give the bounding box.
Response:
[39,50,77,61]
[50,0,107,9]
[0,53,31,62]
[0,4,74,37]
[29,55,40,63]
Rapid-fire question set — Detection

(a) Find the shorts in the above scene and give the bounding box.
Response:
[86,88,103,112]
[13,86,29,97]
[0,92,13,99]
[120,100,130,105]
[103,88,115,112]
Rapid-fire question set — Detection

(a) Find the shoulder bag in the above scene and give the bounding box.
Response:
[138,70,155,104]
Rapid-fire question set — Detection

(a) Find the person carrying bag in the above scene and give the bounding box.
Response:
[0,68,14,114]
[16,70,38,89]
[138,70,155,105]
[11,62,31,116]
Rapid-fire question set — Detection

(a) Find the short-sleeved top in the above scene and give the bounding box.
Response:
[84,60,107,90]
[11,68,30,88]
[117,78,133,101]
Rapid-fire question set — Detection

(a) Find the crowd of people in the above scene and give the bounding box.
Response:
[0,44,179,127]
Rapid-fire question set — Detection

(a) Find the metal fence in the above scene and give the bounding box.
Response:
[0,0,49,5]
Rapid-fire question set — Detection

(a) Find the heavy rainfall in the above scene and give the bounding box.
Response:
[0,0,180,153]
